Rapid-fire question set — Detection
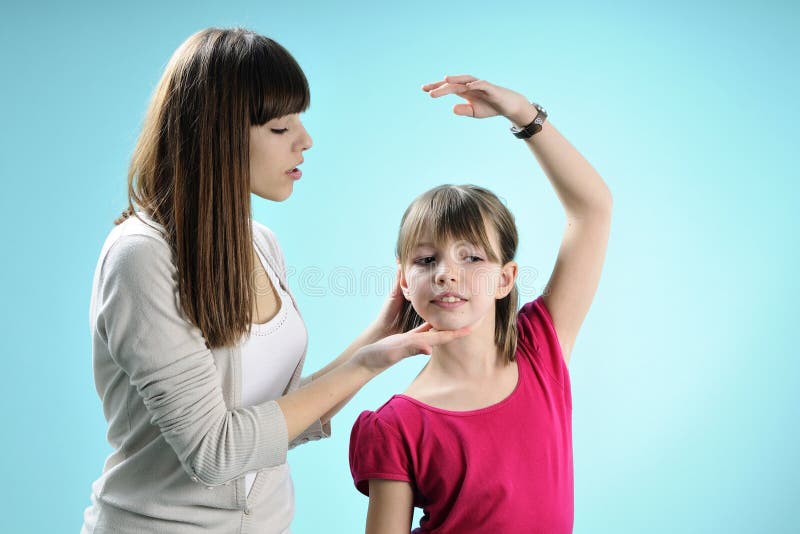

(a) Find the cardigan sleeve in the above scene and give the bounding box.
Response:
[288,375,331,449]
[95,233,289,486]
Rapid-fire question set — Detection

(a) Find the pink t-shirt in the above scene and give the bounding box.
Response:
[349,296,573,533]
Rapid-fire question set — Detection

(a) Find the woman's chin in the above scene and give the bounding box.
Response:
[250,183,293,202]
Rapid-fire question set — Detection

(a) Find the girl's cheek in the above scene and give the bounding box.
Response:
[405,274,423,295]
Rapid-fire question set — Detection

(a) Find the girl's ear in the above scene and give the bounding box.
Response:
[496,260,519,299]
[397,260,411,299]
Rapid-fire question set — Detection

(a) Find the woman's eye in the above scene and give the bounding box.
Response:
[270,128,289,134]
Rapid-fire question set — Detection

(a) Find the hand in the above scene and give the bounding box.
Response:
[368,267,406,339]
[421,74,535,126]
[352,322,471,375]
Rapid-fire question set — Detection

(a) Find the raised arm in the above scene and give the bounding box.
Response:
[423,75,613,365]
[521,115,611,365]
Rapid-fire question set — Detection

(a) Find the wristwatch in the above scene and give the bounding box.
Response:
[510,102,547,139]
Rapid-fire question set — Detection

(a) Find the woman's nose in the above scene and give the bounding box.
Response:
[296,125,313,151]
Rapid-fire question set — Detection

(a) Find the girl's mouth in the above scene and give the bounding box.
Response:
[432,295,467,309]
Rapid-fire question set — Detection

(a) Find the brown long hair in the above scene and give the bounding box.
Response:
[115,28,310,348]
[393,185,520,362]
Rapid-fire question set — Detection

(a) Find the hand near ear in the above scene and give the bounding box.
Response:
[370,267,406,339]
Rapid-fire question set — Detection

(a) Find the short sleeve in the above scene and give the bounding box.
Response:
[517,295,569,388]
[349,410,413,496]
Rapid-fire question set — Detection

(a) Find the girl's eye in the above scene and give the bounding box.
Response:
[465,255,483,262]
[414,256,436,265]
[270,128,289,134]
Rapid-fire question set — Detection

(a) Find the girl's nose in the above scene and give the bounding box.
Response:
[434,261,457,285]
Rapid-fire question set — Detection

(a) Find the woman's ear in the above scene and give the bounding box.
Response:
[495,260,519,299]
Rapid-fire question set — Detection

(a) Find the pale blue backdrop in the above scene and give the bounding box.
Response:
[1,0,797,532]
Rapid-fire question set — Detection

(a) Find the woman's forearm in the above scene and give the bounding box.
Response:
[310,325,380,381]
[510,107,612,218]
[282,321,471,440]
[277,359,377,441]
[309,326,382,424]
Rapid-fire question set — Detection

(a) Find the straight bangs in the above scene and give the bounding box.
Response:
[397,185,501,265]
[247,34,310,125]
[118,27,313,348]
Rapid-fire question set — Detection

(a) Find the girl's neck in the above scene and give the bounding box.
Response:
[427,317,507,379]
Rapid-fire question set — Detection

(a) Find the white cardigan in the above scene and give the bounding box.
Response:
[82,212,329,533]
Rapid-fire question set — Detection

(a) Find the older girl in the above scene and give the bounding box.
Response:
[81,29,466,533]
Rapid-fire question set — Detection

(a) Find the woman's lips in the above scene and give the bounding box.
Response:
[287,168,302,180]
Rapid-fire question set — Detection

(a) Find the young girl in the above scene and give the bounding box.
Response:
[81,29,468,533]
[349,75,612,533]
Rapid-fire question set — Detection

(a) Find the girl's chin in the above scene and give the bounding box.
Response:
[425,318,473,333]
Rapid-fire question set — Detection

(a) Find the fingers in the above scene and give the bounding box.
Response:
[421,80,447,92]
[464,79,492,91]
[424,80,492,105]
[417,325,472,346]
[409,322,433,334]
[389,268,402,298]
[453,103,474,117]
[421,74,476,92]
[416,344,433,356]
[445,74,478,84]
[427,83,469,98]
[423,75,486,93]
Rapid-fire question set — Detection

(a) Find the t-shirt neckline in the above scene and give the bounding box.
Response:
[392,357,522,417]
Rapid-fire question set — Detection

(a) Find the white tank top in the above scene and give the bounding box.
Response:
[241,245,306,496]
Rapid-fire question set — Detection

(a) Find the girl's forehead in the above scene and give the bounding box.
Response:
[411,237,481,249]
[411,227,501,254]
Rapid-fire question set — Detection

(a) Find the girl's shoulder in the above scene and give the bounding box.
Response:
[352,395,423,437]
[516,296,570,390]
[359,394,413,423]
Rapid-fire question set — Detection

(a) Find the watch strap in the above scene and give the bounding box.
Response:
[510,102,548,139]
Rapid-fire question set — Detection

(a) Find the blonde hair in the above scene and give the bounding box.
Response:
[393,184,520,362]
[116,28,310,348]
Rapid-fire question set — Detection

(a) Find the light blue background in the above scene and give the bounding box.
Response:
[1,0,797,532]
